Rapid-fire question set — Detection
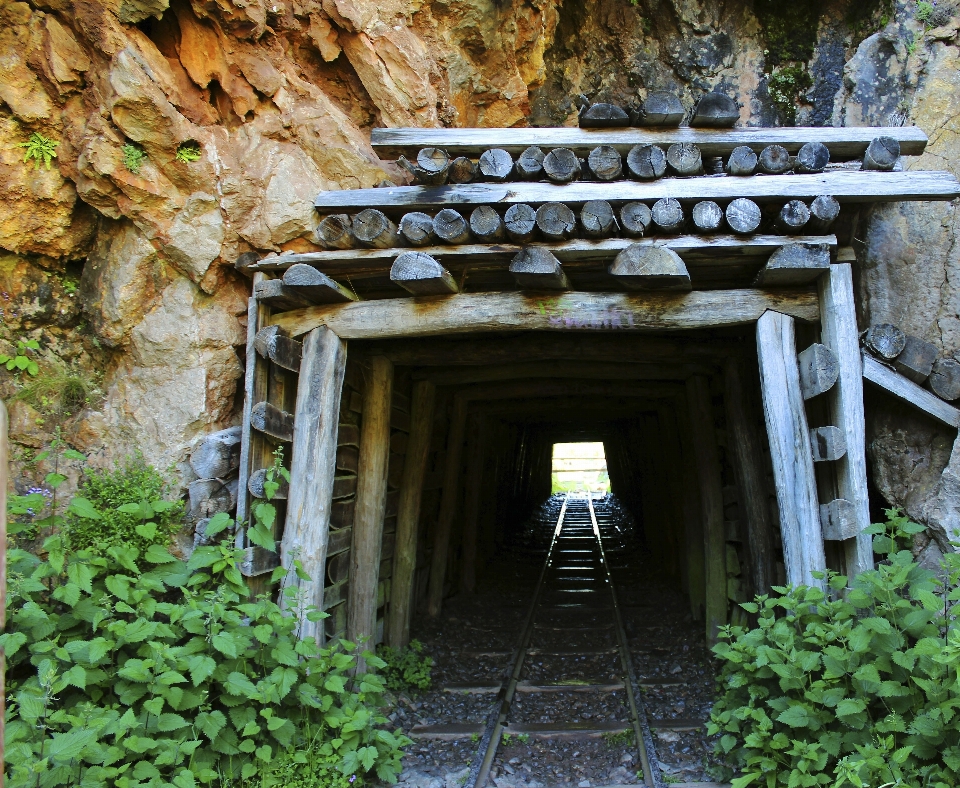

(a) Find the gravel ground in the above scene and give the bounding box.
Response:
[391,495,722,788]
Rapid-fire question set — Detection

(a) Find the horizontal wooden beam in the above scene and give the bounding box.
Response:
[270,288,819,339]
[454,379,685,401]
[250,234,837,277]
[314,171,960,212]
[370,126,928,159]
[413,360,714,385]
[863,353,960,428]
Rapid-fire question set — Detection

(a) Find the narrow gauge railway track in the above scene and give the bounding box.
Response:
[458,493,663,788]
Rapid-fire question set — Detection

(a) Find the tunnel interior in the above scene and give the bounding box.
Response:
[316,323,863,648]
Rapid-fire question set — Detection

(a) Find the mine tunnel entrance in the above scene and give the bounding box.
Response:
[315,328,809,784]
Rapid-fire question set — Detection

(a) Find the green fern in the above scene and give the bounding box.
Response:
[122,143,147,174]
[175,141,202,163]
[19,133,59,170]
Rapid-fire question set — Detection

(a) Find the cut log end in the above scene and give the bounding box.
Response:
[726,198,761,234]
[726,146,757,176]
[543,148,582,184]
[579,102,630,128]
[580,200,618,238]
[516,146,545,180]
[691,92,739,128]
[755,242,831,287]
[929,357,960,401]
[391,251,459,296]
[774,200,812,234]
[692,201,723,233]
[535,202,577,241]
[448,157,479,184]
[797,342,840,400]
[893,334,938,384]
[626,144,667,180]
[863,136,901,171]
[469,205,505,242]
[250,401,294,442]
[863,323,907,360]
[478,148,514,182]
[810,426,847,462]
[758,145,792,174]
[808,195,840,231]
[635,91,684,126]
[666,142,703,176]
[353,208,399,248]
[651,198,685,233]
[433,208,472,244]
[505,203,537,243]
[283,263,357,303]
[316,214,354,249]
[796,142,830,173]
[620,201,652,237]
[820,499,859,541]
[587,145,623,181]
[609,244,691,291]
[509,247,570,290]
[399,211,437,246]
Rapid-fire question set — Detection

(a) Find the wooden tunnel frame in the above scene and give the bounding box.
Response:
[235,265,910,648]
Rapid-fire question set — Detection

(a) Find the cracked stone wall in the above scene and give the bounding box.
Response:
[1,0,959,545]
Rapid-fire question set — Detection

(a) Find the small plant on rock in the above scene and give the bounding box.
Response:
[0,338,40,376]
[377,638,434,693]
[122,143,147,174]
[176,140,203,163]
[19,132,59,169]
[12,352,100,416]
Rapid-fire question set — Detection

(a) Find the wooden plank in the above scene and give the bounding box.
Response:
[723,358,776,596]
[327,526,353,557]
[863,353,960,428]
[370,125,928,159]
[410,724,484,739]
[685,376,727,646]
[347,356,394,663]
[272,289,820,339]
[503,721,631,738]
[648,719,706,731]
[819,266,874,576]
[280,327,347,642]
[428,394,468,617]
[756,311,827,587]
[314,171,959,212]
[250,234,839,274]
[459,414,485,594]
[386,380,436,648]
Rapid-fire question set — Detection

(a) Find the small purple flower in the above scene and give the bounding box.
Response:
[349,776,356,783]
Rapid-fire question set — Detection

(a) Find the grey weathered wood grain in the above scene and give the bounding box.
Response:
[248,233,837,274]
[580,200,619,237]
[862,136,900,171]
[386,380,436,648]
[348,356,394,663]
[863,323,906,359]
[536,202,577,241]
[754,242,831,287]
[626,144,667,180]
[248,467,289,499]
[428,394,468,617]
[587,145,623,180]
[819,265,873,576]
[724,357,776,595]
[272,288,820,339]
[504,203,537,242]
[796,142,830,173]
[516,146,545,179]
[283,264,357,303]
[691,92,739,127]
[478,148,514,181]
[863,353,960,428]
[370,126,928,159]
[254,278,313,311]
[810,426,847,462]
[469,205,505,242]
[893,334,938,383]
[756,310,827,587]
[399,212,437,246]
[758,145,792,174]
[280,326,346,642]
[692,201,723,233]
[254,325,302,372]
[797,342,840,399]
[250,401,294,442]
[608,244,691,291]
[820,499,859,541]
[315,214,354,249]
[449,156,478,183]
[433,208,471,244]
[635,91,684,126]
[725,198,761,234]
[314,171,960,212]
[579,102,630,128]
[686,375,728,646]
[353,208,399,248]
[509,247,571,290]
[390,252,459,296]
[929,358,960,401]
[725,145,757,176]
[807,195,840,231]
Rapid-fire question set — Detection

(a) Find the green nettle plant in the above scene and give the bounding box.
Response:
[4,452,410,788]
[375,639,434,693]
[709,510,960,788]
[0,338,41,376]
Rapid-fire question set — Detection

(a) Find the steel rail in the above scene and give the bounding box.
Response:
[587,493,663,788]
[470,494,570,788]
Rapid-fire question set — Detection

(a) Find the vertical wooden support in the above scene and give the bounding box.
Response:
[675,406,705,620]
[657,406,691,593]
[685,376,727,645]
[281,327,347,643]
[460,414,486,595]
[1,398,8,774]
[386,380,436,648]
[347,356,394,663]
[237,273,271,540]
[756,311,827,587]
[724,357,777,596]
[428,394,468,617]
[819,264,873,577]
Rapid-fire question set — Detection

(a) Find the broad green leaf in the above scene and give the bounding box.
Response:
[775,705,812,728]
[47,728,97,762]
[145,544,176,564]
[157,713,189,732]
[68,496,102,520]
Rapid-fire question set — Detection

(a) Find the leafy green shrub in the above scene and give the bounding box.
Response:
[19,132,59,169]
[122,143,147,174]
[176,141,202,163]
[708,510,960,788]
[4,492,409,787]
[376,639,433,693]
[61,453,183,555]
[0,338,41,376]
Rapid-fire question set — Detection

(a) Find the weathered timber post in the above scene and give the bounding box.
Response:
[460,413,486,595]
[756,311,827,587]
[818,265,873,576]
[428,394,468,617]
[685,376,727,645]
[281,327,346,643]
[386,380,436,648]
[1,397,7,772]
[347,356,394,666]
[723,357,776,596]
[674,402,705,620]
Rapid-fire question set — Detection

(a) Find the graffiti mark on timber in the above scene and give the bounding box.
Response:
[536,298,636,329]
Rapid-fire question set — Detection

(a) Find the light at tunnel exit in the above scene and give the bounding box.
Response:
[551,442,610,493]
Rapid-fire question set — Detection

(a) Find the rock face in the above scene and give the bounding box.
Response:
[0,0,959,549]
